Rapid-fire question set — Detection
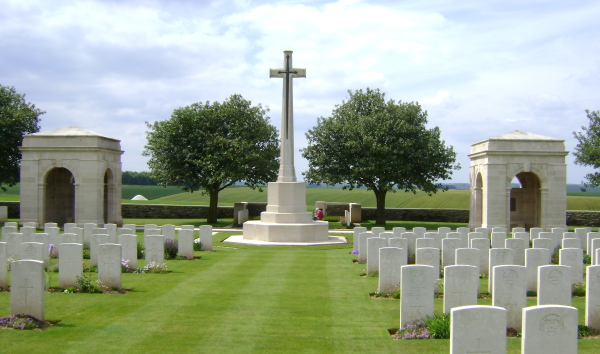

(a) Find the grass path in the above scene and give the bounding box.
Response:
[2,235,600,353]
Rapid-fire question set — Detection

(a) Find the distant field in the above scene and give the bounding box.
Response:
[4,184,600,210]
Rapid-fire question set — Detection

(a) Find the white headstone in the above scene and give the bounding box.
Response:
[46,227,60,250]
[470,238,490,276]
[20,242,45,261]
[491,232,507,249]
[145,235,165,265]
[98,243,122,289]
[492,265,527,331]
[412,227,426,238]
[388,237,407,251]
[513,231,530,246]
[178,228,194,260]
[488,248,515,294]
[371,227,385,237]
[400,265,434,328]
[529,227,543,240]
[199,225,213,251]
[586,265,600,329]
[443,265,478,314]
[402,232,418,264]
[521,305,578,354]
[90,234,110,267]
[162,224,176,240]
[83,223,97,244]
[0,242,6,289]
[5,232,22,259]
[118,234,138,265]
[415,237,435,249]
[378,247,403,294]
[2,225,17,241]
[525,248,550,292]
[505,238,526,266]
[592,237,600,266]
[442,238,460,267]
[559,248,583,285]
[416,247,440,281]
[21,226,35,242]
[58,243,83,288]
[537,265,572,306]
[358,232,372,260]
[561,238,580,249]
[367,237,387,275]
[104,223,117,243]
[353,226,367,250]
[448,232,467,249]
[11,259,45,320]
[450,305,507,354]
[532,238,553,262]
[575,227,591,252]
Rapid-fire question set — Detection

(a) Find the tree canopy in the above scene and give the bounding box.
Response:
[0,85,44,191]
[573,109,600,186]
[301,88,459,225]
[143,94,279,223]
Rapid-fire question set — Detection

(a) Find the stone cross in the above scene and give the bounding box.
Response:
[270,50,306,182]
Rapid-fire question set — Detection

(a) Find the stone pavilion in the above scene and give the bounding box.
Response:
[19,126,123,226]
[468,130,568,231]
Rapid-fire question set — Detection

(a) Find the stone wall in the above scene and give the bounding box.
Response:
[3,200,600,226]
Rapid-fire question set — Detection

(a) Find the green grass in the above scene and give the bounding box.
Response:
[1,233,599,353]
[6,183,600,210]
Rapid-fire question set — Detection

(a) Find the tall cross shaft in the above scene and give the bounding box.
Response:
[270,50,306,182]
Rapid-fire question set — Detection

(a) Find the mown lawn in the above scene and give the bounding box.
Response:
[1,232,600,353]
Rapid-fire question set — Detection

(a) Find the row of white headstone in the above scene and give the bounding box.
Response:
[353,227,600,353]
[1,222,214,322]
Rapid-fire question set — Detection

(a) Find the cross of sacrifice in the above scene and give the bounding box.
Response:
[270,50,306,183]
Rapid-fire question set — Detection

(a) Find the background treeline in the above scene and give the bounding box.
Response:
[122,171,158,185]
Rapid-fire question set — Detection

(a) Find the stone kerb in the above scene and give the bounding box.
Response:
[11,260,45,320]
[450,305,507,354]
[521,305,578,354]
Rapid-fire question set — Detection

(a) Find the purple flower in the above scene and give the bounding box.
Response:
[351,249,359,254]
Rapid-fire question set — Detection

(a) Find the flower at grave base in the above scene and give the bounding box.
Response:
[351,249,359,254]
[48,243,58,258]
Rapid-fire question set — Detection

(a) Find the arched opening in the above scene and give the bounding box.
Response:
[510,172,541,230]
[103,169,115,224]
[473,172,483,228]
[44,167,75,225]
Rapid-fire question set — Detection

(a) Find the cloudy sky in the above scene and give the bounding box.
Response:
[2,0,599,184]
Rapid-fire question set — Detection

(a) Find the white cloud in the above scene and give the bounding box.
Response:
[1,0,599,182]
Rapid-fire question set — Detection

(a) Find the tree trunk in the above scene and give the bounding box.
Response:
[208,189,219,224]
[374,188,387,225]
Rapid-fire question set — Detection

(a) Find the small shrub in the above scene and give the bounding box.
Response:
[0,314,45,330]
[121,259,138,273]
[356,257,366,264]
[395,323,430,339]
[137,242,145,259]
[338,217,354,229]
[551,246,561,264]
[423,313,451,339]
[526,290,537,297]
[82,242,91,259]
[573,282,586,297]
[368,271,379,278]
[164,239,179,260]
[75,274,103,293]
[584,254,592,264]
[578,325,598,338]
[193,240,203,251]
[479,273,488,279]
[392,290,400,299]
[141,261,168,274]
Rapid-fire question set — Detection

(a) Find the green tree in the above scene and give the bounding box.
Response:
[301,88,459,225]
[0,85,44,191]
[143,94,279,223]
[573,109,600,186]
